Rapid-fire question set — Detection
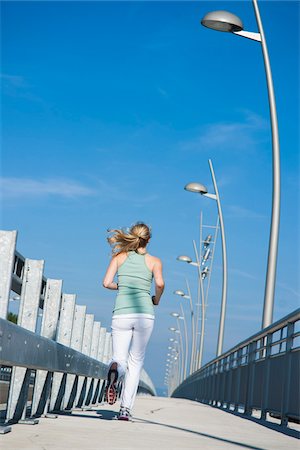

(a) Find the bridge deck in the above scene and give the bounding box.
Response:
[3,396,299,450]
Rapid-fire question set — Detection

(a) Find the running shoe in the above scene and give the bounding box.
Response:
[118,406,132,421]
[105,363,118,405]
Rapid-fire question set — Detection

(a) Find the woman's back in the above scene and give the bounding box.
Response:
[118,251,153,293]
[113,251,154,316]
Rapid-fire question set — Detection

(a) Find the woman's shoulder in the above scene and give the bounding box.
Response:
[145,254,162,265]
[114,251,128,265]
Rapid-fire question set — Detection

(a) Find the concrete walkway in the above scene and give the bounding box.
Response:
[3,396,299,450]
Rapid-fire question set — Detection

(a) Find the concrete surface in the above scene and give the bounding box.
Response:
[2,396,299,450]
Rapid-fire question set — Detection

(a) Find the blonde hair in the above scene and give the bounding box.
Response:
[107,222,151,255]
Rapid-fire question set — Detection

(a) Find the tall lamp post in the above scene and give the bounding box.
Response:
[174,281,195,374]
[170,310,188,380]
[185,159,227,356]
[168,327,183,383]
[201,3,280,329]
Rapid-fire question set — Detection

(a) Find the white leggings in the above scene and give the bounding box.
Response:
[108,315,154,411]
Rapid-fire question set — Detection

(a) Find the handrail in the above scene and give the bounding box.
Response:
[188,308,300,379]
[0,319,107,377]
[172,308,300,426]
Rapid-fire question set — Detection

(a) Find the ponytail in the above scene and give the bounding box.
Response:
[107,222,151,255]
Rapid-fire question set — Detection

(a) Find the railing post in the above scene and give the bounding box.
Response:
[260,333,272,421]
[0,230,17,433]
[63,305,87,410]
[6,258,44,423]
[93,327,106,403]
[31,279,63,418]
[234,348,243,413]
[0,230,17,319]
[74,313,94,408]
[49,294,76,412]
[98,331,111,403]
[280,322,294,426]
[244,341,256,416]
[84,321,101,407]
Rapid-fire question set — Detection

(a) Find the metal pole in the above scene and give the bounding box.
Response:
[252,0,280,329]
[175,322,185,382]
[204,216,219,307]
[179,303,188,380]
[185,278,195,375]
[193,240,206,369]
[192,212,203,371]
[208,159,228,356]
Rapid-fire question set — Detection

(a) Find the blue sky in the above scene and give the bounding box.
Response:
[1,1,299,393]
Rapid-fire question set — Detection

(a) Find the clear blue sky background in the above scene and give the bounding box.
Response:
[1,1,299,394]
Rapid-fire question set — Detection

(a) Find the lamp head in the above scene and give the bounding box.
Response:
[201,10,243,33]
[174,289,185,296]
[170,312,180,318]
[185,182,208,194]
[177,255,192,263]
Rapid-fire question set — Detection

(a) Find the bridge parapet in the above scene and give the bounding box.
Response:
[172,308,300,427]
[0,230,156,434]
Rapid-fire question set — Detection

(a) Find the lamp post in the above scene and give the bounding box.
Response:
[176,214,218,369]
[185,159,227,356]
[201,3,280,329]
[170,309,188,380]
[174,282,196,374]
[168,326,183,383]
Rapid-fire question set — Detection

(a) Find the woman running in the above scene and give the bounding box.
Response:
[102,222,164,421]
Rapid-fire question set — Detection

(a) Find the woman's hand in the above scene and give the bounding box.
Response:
[152,295,159,305]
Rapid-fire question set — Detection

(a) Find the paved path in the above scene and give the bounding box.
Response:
[3,396,299,450]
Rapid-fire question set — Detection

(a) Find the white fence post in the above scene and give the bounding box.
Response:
[74,314,94,408]
[93,327,106,403]
[63,305,87,410]
[31,279,63,417]
[0,230,17,319]
[6,259,44,423]
[49,294,76,411]
[82,320,101,407]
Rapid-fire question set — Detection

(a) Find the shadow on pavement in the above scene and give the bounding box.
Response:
[53,408,118,421]
[209,407,300,440]
[133,417,268,450]
[96,409,118,420]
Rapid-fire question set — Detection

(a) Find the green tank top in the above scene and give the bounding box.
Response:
[113,251,154,316]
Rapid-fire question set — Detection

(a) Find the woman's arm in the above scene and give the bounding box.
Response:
[152,258,165,305]
[102,256,118,290]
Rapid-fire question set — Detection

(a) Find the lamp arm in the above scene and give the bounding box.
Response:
[202,193,217,200]
[233,30,261,42]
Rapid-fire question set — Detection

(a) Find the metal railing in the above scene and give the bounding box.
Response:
[0,230,156,434]
[172,308,300,426]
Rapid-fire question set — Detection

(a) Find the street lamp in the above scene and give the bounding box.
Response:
[168,326,184,382]
[170,310,188,380]
[185,159,227,357]
[201,10,243,33]
[174,283,196,375]
[177,212,219,370]
[201,3,280,329]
